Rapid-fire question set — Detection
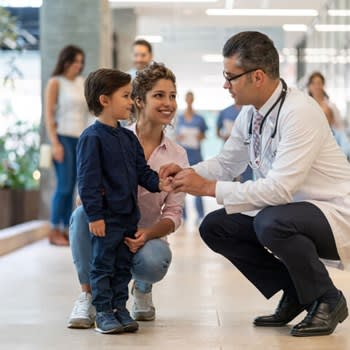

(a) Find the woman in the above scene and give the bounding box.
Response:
[67,62,189,328]
[175,91,208,223]
[307,71,350,158]
[45,45,89,246]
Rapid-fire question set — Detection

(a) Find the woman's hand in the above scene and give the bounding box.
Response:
[124,228,149,253]
[52,142,64,163]
[89,219,105,237]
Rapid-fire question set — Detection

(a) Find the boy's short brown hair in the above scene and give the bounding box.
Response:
[84,68,131,116]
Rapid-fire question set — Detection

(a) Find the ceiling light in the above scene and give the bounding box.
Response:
[283,24,308,32]
[328,9,350,16]
[0,0,42,6]
[315,24,350,32]
[111,0,218,3]
[202,54,223,63]
[206,9,318,16]
[136,35,163,43]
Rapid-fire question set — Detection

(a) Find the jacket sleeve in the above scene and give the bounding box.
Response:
[193,108,251,181]
[77,134,104,222]
[135,138,160,193]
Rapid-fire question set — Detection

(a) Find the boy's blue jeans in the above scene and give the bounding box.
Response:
[90,214,136,312]
[69,206,172,298]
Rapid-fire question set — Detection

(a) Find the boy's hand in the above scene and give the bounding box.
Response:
[89,219,106,237]
[159,176,173,192]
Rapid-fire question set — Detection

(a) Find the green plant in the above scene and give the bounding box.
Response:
[0,7,17,48]
[0,121,40,190]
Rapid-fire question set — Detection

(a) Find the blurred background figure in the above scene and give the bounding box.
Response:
[176,91,208,224]
[44,45,89,246]
[128,39,153,79]
[216,103,241,142]
[307,71,350,159]
[216,103,253,182]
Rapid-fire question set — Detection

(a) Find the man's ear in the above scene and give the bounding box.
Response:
[254,70,265,88]
[99,94,109,107]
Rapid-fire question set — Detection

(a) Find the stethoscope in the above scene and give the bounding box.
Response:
[244,79,288,169]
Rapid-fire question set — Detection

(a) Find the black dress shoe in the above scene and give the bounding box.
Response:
[291,292,348,337]
[254,293,306,327]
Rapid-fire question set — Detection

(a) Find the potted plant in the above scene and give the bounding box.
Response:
[0,121,40,228]
[0,8,40,229]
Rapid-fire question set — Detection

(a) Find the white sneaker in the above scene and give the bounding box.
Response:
[131,283,155,321]
[67,292,96,328]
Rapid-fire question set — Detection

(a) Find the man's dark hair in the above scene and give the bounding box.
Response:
[84,68,131,116]
[223,31,280,79]
[133,39,153,54]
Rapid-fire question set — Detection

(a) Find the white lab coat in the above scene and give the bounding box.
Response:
[193,82,350,269]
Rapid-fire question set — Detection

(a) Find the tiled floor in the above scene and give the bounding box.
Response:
[1,218,350,349]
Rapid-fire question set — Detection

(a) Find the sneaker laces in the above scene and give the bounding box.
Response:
[71,294,91,317]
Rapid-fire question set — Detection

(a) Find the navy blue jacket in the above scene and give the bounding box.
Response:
[77,120,160,222]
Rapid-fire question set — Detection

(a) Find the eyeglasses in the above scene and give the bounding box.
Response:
[223,68,262,85]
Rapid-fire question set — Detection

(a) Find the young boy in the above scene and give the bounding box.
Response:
[77,68,171,334]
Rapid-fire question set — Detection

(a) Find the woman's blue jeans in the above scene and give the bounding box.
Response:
[51,135,78,230]
[69,206,172,293]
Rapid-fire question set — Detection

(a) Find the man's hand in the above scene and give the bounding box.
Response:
[89,219,106,237]
[172,169,216,197]
[124,228,149,253]
[159,163,183,179]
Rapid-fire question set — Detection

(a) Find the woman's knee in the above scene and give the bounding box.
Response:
[132,240,172,283]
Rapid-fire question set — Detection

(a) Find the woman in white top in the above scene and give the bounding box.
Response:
[307,71,350,158]
[45,45,89,246]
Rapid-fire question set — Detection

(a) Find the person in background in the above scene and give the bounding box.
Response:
[128,39,154,79]
[44,45,88,246]
[216,103,241,142]
[68,63,188,330]
[216,103,253,181]
[307,71,350,158]
[176,91,208,224]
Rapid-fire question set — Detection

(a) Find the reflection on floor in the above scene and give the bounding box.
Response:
[1,218,350,349]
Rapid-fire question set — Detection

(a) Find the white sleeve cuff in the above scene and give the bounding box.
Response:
[215,181,236,205]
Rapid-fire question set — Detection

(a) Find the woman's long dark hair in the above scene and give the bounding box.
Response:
[51,45,85,77]
[307,71,329,99]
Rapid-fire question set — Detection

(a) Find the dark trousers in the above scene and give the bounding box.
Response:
[199,202,340,305]
[90,216,136,312]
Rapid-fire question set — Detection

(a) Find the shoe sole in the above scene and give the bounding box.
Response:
[133,315,155,321]
[291,304,349,337]
[95,325,124,334]
[67,320,94,329]
[123,323,139,332]
[254,321,288,327]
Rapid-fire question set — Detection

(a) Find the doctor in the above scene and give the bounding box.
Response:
[160,31,350,337]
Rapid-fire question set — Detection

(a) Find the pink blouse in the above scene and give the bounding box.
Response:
[127,123,189,236]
